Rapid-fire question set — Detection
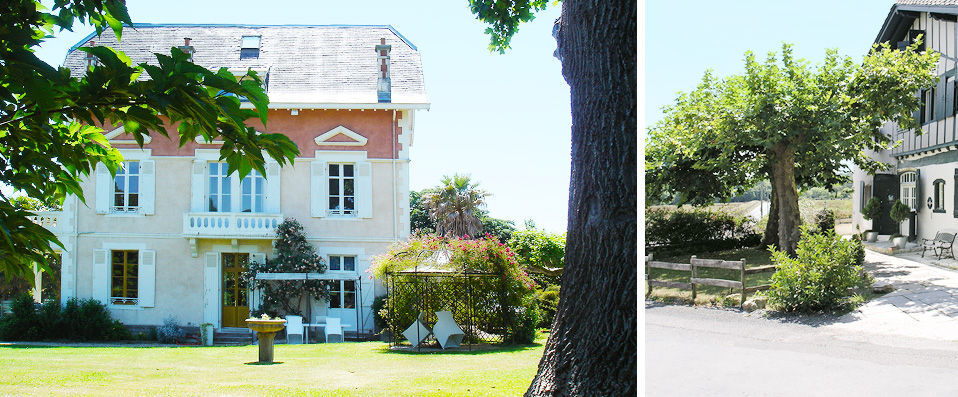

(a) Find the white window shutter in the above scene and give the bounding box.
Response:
[191,160,206,212]
[138,250,156,307]
[203,252,219,325]
[140,160,156,215]
[92,249,109,304]
[265,163,281,213]
[356,161,373,218]
[311,160,327,217]
[95,164,111,214]
[251,253,267,266]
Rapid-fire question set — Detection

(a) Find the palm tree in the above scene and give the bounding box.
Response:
[423,174,489,238]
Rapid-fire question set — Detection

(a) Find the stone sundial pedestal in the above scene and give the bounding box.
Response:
[246,316,287,364]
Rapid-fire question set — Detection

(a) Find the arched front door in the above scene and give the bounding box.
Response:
[221,253,249,327]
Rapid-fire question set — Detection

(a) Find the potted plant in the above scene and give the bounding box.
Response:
[862,197,882,242]
[889,200,911,249]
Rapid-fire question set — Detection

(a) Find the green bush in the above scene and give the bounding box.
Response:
[534,285,560,328]
[507,297,540,344]
[646,208,760,254]
[767,227,866,312]
[371,295,388,332]
[862,197,882,222]
[813,208,835,234]
[0,297,129,341]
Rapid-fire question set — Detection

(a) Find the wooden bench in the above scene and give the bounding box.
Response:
[645,255,778,307]
[921,231,956,259]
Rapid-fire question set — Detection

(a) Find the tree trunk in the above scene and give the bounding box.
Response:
[762,174,779,248]
[768,145,802,255]
[525,0,636,395]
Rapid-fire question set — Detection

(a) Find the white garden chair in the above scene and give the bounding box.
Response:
[402,312,431,348]
[325,317,344,343]
[285,315,304,344]
[433,310,465,349]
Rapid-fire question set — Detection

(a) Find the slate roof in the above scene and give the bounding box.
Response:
[63,24,428,107]
[896,0,958,6]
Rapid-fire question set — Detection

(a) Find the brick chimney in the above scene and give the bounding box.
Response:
[178,37,195,60]
[376,38,392,103]
[85,40,96,69]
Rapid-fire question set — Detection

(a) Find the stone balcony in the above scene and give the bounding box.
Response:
[28,211,68,234]
[183,212,283,239]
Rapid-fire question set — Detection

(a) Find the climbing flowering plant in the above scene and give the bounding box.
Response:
[371,234,538,343]
[243,218,332,316]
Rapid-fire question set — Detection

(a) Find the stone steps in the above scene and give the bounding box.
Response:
[214,328,253,346]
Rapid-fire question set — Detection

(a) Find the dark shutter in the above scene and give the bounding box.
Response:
[953,169,958,218]
[947,80,956,117]
[915,169,922,213]
[860,181,866,210]
[920,90,927,124]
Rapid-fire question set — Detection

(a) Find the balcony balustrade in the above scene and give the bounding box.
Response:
[28,211,68,234]
[183,212,283,238]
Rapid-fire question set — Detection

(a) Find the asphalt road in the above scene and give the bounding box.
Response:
[646,303,958,396]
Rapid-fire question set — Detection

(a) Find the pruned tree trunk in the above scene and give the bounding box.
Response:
[525,0,636,395]
[762,174,779,248]
[769,145,801,255]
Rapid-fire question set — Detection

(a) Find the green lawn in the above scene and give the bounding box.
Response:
[647,248,774,306]
[0,337,546,396]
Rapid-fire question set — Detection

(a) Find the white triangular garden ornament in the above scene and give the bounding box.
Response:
[314,125,368,146]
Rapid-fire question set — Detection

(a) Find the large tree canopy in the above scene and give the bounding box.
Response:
[472,0,636,395]
[0,0,298,279]
[647,42,938,253]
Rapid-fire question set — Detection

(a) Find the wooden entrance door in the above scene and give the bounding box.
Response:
[221,253,250,327]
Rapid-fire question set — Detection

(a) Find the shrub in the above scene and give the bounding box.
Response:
[862,197,882,222]
[646,208,759,254]
[507,297,540,344]
[767,227,865,312]
[0,297,128,341]
[812,208,835,234]
[889,200,911,236]
[0,294,39,340]
[157,316,184,344]
[534,285,560,328]
[371,295,388,332]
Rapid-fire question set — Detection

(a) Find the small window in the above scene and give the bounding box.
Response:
[328,255,356,272]
[240,36,261,59]
[113,161,140,213]
[934,179,946,213]
[110,250,138,305]
[900,172,917,211]
[922,88,936,124]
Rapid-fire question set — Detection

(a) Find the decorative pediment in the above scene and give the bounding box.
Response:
[314,125,368,146]
[105,126,152,144]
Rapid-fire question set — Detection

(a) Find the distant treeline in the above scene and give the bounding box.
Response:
[647,180,853,206]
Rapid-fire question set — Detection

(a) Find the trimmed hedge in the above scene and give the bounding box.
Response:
[646,208,760,254]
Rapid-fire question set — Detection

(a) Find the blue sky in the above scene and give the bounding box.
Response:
[646,1,897,129]
[34,1,570,234]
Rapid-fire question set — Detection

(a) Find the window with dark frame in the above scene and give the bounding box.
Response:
[934,179,946,212]
[328,280,356,309]
[110,250,138,305]
[327,163,356,216]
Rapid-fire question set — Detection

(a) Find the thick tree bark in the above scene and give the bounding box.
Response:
[768,145,801,255]
[525,0,636,395]
[762,174,779,248]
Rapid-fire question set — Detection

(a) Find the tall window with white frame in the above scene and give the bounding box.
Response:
[900,172,917,211]
[113,161,139,213]
[110,250,138,305]
[241,169,265,213]
[329,280,356,309]
[328,255,356,272]
[209,162,232,212]
[328,163,355,216]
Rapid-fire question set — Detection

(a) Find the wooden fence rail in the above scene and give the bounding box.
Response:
[645,254,778,307]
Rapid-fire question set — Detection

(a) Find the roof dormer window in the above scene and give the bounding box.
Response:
[241,36,261,59]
